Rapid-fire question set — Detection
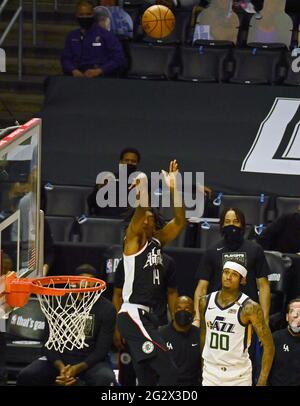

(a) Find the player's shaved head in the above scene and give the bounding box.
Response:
[175,295,194,309]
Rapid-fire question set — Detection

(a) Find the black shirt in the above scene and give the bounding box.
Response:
[258,213,300,254]
[115,249,177,326]
[159,324,200,386]
[268,328,300,386]
[44,296,116,368]
[195,238,270,302]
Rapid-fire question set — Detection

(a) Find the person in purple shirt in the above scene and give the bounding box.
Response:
[61,0,126,78]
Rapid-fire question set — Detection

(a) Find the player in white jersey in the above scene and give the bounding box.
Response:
[200,261,274,386]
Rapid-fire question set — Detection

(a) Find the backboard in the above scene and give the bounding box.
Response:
[0,119,42,318]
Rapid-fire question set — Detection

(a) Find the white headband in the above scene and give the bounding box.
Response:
[223,261,247,278]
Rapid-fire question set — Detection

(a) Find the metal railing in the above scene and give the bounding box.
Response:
[0,0,23,80]
[32,0,59,46]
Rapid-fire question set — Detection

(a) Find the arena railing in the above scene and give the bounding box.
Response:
[0,0,23,80]
[32,0,58,46]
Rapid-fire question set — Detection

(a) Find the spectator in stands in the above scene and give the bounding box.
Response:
[87,147,141,217]
[17,264,117,386]
[268,298,300,386]
[61,0,126,78]
[194,207,271,326]
[113,238,178,385]
[159,296,200,386]
[257,208,300,254]
[95,1,134,39]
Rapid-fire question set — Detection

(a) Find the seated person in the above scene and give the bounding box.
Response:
[87,147,141,217]
[17,264,117,386]
[95,0,134,39]
[268,298,300,386]
[159,296,200,386]
[257,208,300,254]
[61,0,126,77]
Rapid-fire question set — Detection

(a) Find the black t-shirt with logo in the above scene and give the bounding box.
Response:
[159,324,200,386]
[195,239,270,302]
[268,328,300,386]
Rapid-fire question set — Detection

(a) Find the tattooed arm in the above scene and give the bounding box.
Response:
[199,295,207,361]
[241,300,275,386]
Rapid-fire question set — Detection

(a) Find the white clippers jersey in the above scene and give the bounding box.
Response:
[203,291,252,369]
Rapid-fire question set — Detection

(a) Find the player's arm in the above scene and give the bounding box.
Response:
[193,279,209,327]
[242,300,275,386]
[124,173,148,254]
[167,287,178,319]
[112,287,125,351]
[155,160,186,246]
[112,287,123,313]
[257,277,271,325]
[199,295,207,359]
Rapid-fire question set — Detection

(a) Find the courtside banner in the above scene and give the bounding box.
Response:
[40,77,300,196]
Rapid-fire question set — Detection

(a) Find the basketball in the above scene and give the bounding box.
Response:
[142,5,175,39]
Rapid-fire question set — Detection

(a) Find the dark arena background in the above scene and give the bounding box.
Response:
[1,0,300,392]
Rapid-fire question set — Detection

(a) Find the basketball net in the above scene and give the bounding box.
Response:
[4,273,106,353]
[38,279,105,353]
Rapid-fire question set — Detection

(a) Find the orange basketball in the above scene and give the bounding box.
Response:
[142,5,175,39]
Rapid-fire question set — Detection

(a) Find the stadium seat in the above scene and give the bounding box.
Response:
[219,194,270,226]
[196,222,220,249]
[230,46,286,85]
[45,185,91,217]
[283,51,300,86]
[46,215,74,242]
[5,298,46,382]
[126,42,177,79]
[275,196,300,218]
[78,217,124,245]
[264,251,293,331]
[164,222,197,248]
[178,41,233,82]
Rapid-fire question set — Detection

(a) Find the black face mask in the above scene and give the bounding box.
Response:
[222,225,243,250]
[174,310,193,327]
[77,16,94,30]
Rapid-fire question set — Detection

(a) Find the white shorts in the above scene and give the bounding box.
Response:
[202,361,252,386]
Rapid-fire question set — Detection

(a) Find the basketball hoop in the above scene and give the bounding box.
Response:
[4,272,106,353]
